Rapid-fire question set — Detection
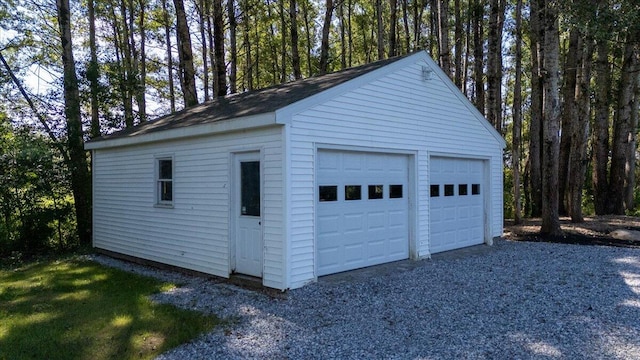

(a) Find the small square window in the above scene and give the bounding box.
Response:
[319,186,338,201]
[430,184,440,197]
[390,185,403,198]
[157,158,173,204]
[459,184,468,196]
[472,184,481,195]
[345,185,362,200]
[444,184,454,196]
[368,185,383,199]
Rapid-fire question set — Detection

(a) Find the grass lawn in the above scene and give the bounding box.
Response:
[0,258,219,360]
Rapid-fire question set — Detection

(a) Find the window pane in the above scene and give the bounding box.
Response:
[459,184,468,196]
[430,184,440,197]
[345,185,361,200]
[368,185,383,199]
[390,185,403,198]
[241,161,260,216]
[159,159,172,179]
[319,186,338,202]
[444,184,454,196]
[472,184,481,195]
[159,181,172,201]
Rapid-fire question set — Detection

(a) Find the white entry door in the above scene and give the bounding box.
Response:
[234,152,263,277]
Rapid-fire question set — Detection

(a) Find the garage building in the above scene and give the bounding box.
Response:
[85,50,505,290]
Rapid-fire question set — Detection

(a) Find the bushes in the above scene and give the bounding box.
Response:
[0,118,78,261]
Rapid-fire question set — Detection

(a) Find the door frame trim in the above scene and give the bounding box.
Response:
[230,150,263,276]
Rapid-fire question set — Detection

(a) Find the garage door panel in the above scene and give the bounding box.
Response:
[317,150,409,276]
[344,213,364,233]
[430,157,485,254]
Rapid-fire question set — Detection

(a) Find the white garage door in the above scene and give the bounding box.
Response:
[316,150,409,276]
[429,157,485,253]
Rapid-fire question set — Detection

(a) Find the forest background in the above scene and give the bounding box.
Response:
[1,0,639,258]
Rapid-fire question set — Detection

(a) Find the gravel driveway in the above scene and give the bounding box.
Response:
[94,240,640,359]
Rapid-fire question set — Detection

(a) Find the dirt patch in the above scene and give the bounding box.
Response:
[504,215,640,248]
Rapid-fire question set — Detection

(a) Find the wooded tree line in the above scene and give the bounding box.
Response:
[0,0,639,249]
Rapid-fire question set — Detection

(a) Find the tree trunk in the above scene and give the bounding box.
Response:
[401,0,410,53]
[568,39,594,222]
[87,0,100,138]
[302,0,313,74]
[279,0,287,82]
[472,0,484,114]
[627,70,640,211]
[376,0,385,60]
[486,0,504,134]
[347,0,353,66]
[213,0,226,95]
[267,2,279,84]
[56,0,92,245]
[242,0,253,90]
[462,0,472,94]
[453,0,462,88]
[199,0,210,101]
[429,0,438,56]
[119,0,134,127]
[527,0,543,217]
[338,1,346,69]
[319,0,334,74]
[389,0,398,57]
[206,0,216,96]
[137,0,147,121]
[610,30,640,214]
[291,0,302,78]
[592,40,611,215]
[512,0,522,224]
[437,0,451,77]
[228,0,238,93]
[162,0,176,112]
[558,29,580,216]
[174,0,198,107]
[540,1,562,236]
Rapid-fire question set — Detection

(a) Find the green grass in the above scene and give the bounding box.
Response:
[0,258,219,360]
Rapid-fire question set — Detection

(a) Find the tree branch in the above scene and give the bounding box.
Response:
[0,50,70,164]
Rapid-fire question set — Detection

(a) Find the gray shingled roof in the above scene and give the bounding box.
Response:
[89,55,407,143]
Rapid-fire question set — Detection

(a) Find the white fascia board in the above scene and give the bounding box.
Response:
[420,54,507,149]
[275,51,429,122]
[85,112,277,150]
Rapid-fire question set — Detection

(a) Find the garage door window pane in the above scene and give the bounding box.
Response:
[444,184,454,196]
[459,184,468,196]
[390,185,403,198]
[345,185,362,200]
[430,184,439,197]
[319,186,338,201]
[368,185,383,199]
[472,184,481,195]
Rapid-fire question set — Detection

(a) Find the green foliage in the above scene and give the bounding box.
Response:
[0,258,218,360]
[0,114,76,259]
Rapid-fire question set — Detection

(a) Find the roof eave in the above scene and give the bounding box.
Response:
[85,112,278,150]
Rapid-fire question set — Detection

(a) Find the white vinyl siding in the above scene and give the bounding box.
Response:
[92,126,286,289]
[285,57,503,288]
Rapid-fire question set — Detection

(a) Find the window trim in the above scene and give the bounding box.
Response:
[155,155,174,208]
